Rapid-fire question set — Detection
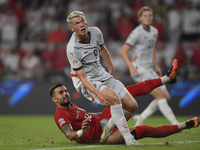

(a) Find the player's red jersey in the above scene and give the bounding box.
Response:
[54,103,103,143]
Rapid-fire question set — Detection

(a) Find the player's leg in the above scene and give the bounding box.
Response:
[106,117,199,144]
[100,78,143,146]
[125,73,175,98]
[106,127,136,144]
[119,92,145,146]
[133,117,199,140]
[126,78,162,98]
[126,77,165,126]
[151,87,179,125]
[101,87,140,146]
[134,59,179,125]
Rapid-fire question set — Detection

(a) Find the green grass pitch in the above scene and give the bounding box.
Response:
[0,115,200,150]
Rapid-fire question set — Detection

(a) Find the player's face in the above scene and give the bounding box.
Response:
[139,10,153,26]
[53,86,71,107]
[70,16,88,36]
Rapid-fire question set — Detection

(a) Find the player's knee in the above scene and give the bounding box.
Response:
[132,101,138,112]
[109,94,120,105]
[154,91,165,99]
[127,101,138,113]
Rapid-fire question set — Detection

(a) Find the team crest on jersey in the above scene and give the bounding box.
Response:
[73,59,79,66]
[128,35,133,40]
[58,118,65,126]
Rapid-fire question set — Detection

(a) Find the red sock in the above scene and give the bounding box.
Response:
[126,78,162,98]
[135,125,180,139]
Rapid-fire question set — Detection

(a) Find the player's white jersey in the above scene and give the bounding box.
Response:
[125,24,158,70]
[67,27,112,92]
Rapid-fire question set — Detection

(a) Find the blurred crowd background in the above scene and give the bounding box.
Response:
[0,0,200,83]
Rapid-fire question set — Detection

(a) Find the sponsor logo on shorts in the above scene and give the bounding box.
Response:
[58,118,65,126]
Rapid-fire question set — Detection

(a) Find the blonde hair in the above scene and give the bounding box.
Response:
[66,11,85,25]
[137,6,153,22]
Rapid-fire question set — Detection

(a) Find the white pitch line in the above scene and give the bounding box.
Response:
[29,140,200,150]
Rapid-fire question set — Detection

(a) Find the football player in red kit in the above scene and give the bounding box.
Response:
[50,73,199,144]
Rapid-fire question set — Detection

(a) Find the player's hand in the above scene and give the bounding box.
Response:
[108,68,114,76]
[96,92,111,107]
[130,67,139,77]
[81,118,91,134]
[155,66,162,77]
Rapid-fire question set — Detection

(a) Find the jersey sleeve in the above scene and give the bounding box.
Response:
[125,29,139,47]
[67,48,83,71]
[54,112,71,130]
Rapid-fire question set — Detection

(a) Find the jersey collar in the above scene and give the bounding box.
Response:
[78,31,91,44]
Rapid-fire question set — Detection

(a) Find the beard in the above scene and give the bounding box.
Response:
[60,102,71,107]
[60,100,70,107]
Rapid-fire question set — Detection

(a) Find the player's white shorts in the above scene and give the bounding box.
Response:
[131,63,166,91]
[72,75,128,105]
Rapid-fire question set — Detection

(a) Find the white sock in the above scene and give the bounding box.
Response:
[157,98,179,125]
[141,99,158,121]
[177,122,187,130]
[160,75,170,84]
[106,109,132,130]
[111,104,133,142]
[107,117,115,130]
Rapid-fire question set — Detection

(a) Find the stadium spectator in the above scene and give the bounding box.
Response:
[152,14,167,41]
[21,48,43,80]
[83,3,99,27]
[130,0,144,26]
[20,24,35,43]
[40,43,56,73]
[173,42,188,68]
[180,1,200,42]
[53,0,67,22]
[0,8,18,46]
[25,0,41,34]
[47,22,69,43]
[167,3,182,42]
[54,42,69,73]
[12,0,25,37]
[117,15,134,41]
[40,0,56,17]
[50,82,199,144]
[1,46,22,80]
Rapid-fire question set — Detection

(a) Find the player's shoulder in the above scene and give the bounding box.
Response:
[54,105,74,119]
[150,25,158,33]
[130,25,141,36]
[88,26,102,34]
[67,33,77,52]
[89,26,100,31]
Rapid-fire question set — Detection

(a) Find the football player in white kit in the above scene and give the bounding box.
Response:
[120,6,179,126]
[66,11,142,147]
